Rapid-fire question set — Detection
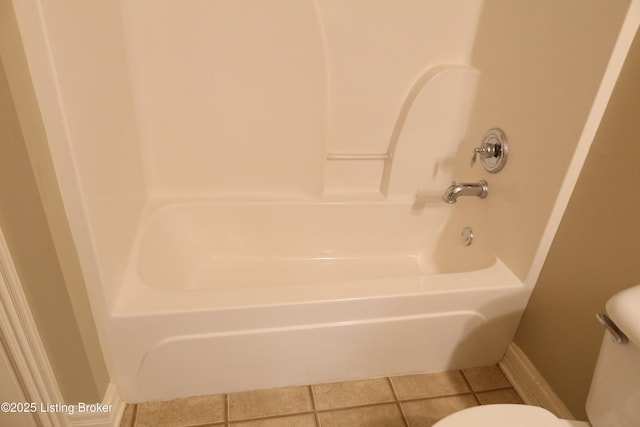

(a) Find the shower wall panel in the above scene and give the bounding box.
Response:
[120,0,328,197]
[33,0,146,304]
[119,0,483,197]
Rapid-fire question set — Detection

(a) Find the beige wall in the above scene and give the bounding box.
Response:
[514,27,640,420]
[459,0,629,285]
[0,60,107,404]
[0,0,109,404]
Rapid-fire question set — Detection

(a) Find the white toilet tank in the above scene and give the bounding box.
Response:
[585,284,640,427]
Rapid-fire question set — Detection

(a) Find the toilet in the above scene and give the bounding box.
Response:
[434,284,640,427]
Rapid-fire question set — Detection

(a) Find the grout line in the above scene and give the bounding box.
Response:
[225,393,230,424]
[223,410,319,424]
[387,377,410,427]
[459,368,483,405]
[308,385,322,427]
[316,402,399,413]
[472,386,522,404]
[395,391,477,405]
[316,398,398,411]
[309,384,319,410]
[131,404,138,427]
[396,401,410,427]
[229,402,403,423]
[497,363,527,402]
[228,401,411,424]
[188,422,226,427]
[460,368,525,405]
[474,385,520,393]
[460,368,475,392]
[387,376,401,401]
[472,393,482,406]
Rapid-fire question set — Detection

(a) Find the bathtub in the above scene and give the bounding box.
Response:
[109,200,528,402]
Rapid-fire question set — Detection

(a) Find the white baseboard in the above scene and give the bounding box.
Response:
[66,383,125,427]
[499,342,575,420]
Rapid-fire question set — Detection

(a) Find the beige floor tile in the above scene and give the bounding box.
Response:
[401,394,478,427]
[229,386,313,421]
[230,413,317,427]
[462,365,511,391]
[476,388,524,405]
[391,371,470,400]
[319,403,406,427]
[313,378,395,410]
[135,394,226,427]
[119,404,136,427]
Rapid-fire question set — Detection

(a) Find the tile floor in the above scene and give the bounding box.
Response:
[120,365,523,427]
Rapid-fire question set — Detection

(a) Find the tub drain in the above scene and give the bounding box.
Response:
[461,227,474,246]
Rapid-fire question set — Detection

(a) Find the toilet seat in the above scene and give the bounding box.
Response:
[432,404,561,427]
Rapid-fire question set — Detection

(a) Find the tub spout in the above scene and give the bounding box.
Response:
[442,180,488,204]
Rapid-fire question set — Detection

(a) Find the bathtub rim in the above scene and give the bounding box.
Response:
[113,256,523,316]
[110,197,521,315]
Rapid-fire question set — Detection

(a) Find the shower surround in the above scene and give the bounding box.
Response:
[8,0,639,402]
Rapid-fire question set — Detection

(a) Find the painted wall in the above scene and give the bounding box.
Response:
[0,58,107,403]
[447,0,631,285]
[514,26,640,420]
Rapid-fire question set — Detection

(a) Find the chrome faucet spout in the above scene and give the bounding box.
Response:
[442,180,488,204]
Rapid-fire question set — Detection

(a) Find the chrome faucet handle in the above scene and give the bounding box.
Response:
[470,128,509,173]
[470,145,495,167]
[470,149,479,167]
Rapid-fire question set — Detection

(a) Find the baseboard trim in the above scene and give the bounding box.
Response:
[66,383,125,427]
[499,342,575,420]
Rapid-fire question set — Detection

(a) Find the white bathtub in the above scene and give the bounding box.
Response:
[110,200,528,402]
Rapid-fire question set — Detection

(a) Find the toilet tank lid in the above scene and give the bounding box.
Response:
[607,284,640,348]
